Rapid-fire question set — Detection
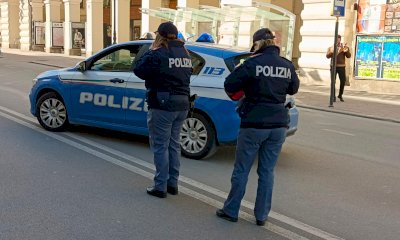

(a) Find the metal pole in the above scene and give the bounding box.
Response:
[329,16,339,108]
[112,0,116,44]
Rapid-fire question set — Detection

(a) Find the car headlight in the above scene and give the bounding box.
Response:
[32,78,38,86]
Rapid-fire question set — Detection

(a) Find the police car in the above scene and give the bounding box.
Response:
[29,40,298,160]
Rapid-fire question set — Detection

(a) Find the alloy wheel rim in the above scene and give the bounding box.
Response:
[39,98,67,128]
[180,118,208,154]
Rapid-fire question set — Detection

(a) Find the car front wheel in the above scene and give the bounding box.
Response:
[36,92,69,132]
[180,112,217,160]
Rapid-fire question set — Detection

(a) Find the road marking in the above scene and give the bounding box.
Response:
[0,106,345,240]
[65,134,345,240]
[322,128,355,137]
[0,86,29,100]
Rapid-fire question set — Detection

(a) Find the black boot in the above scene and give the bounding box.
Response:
[216,209,238,222]
[146,187,167,198]
[256,219,266,226]
[167,185,178,195]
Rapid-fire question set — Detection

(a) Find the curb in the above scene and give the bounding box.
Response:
[297,104,400,124]
[299,89,400,106]
[0,48,85,60]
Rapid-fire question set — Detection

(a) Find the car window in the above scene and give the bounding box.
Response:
[131,44,150,68]
[90,46,142,72]
[189,51,205,75]
[225,53,252,72]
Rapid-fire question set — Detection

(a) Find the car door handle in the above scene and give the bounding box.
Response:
[109,78,125,83]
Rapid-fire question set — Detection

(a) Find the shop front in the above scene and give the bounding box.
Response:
[354,0,400,82]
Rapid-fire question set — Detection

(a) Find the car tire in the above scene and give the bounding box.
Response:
[36,92,69,132]
[180,112,217,160]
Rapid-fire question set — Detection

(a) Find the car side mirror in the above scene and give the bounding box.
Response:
[76,61,86,71]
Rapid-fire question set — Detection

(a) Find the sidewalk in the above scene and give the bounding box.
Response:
[2,48,400,123]
[297,84,400,123]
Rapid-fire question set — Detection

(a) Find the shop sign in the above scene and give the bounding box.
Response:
[33,22,45,45]
[355,35,383,78]
[52,22,64,47]
[357,0,400,34]
[71,23,85,49]
[382,36,400,80]
[355,35,400,80]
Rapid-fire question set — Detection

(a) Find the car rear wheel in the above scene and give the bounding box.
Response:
[36,92,69,132]
[180,112,217,160]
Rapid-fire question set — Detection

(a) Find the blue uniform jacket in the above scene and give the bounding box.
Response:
[224,46,300,129]
[134,40,192,111]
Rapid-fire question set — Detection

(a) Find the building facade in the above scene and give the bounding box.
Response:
[0,0,399,93]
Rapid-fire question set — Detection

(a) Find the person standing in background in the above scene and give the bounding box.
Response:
[326,35,351,102]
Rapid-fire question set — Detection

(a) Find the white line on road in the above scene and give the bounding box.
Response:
[0,106,345,240]
[322,128,355,137]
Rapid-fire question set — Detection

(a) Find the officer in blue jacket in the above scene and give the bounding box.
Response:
[134,22,192,198]
[216,28,299,225]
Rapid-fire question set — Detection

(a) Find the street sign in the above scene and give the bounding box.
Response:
[332,0,346,17]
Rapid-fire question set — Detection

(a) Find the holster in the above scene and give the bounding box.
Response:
[189,94,198,117]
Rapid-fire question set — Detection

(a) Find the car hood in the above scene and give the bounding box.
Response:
[36,67,75,79]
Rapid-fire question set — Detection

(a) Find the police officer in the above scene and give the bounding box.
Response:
[133,22,192,198]
[216,28,299,225]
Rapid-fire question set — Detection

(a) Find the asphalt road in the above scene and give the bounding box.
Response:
[1,53,400,240]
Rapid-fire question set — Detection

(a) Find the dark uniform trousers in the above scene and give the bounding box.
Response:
[331,66,346,98]
[223,128,287,221]
[147,109,188,191]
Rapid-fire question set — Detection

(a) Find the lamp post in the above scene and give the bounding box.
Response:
[112,0,116,44]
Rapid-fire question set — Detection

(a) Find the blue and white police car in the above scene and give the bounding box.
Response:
[29,40,298,160]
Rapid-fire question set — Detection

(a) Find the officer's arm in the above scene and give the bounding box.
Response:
[224,63,250,100]
[287,65,300,95]
[133,50,161,80]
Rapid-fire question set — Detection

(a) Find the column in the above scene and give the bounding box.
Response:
[0,0,20,49]
[19,0,32,51]
[177,0,199,8]
[344,0,357,89]
[44,0,62,53]
[112,0,130,43]
[141,0,162,35]
[31,0,45,51]
[176,0,199,40]
[291,0,303,68]
[86,0,103,56]
[0,2,5,48]
[63,0,81,55]
[220,0,252,6]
